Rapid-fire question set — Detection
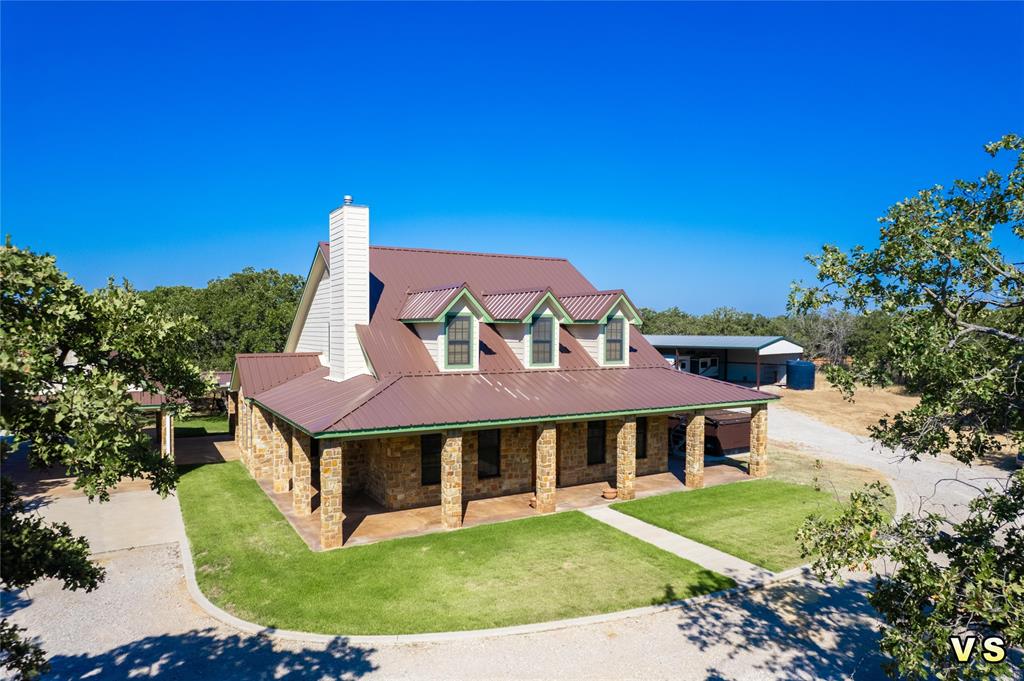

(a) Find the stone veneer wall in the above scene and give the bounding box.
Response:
[556,420,618,486]
[461,426,534,500]
[636,414,670,477]
[358,425,536,511]
[321,415,671,512]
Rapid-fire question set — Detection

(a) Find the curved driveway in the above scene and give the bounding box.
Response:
[6,408,1014,680]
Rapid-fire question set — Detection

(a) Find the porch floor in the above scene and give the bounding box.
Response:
[259,455,753,551]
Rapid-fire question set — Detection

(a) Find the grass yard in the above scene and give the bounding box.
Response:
[612,479,846,572]
[176,414,229,437]
[178,462,734,635]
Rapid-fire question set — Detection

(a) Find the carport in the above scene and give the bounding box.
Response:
[644,335,804,388]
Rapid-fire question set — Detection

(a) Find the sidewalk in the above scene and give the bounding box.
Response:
[582,505,773,586]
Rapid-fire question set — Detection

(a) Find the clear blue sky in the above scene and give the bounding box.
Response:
[3,2,1022,314]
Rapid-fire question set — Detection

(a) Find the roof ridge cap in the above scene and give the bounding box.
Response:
[481,286,549,296]
[560,289,624,298]
[369,245,569,262]
[407,282,466,295]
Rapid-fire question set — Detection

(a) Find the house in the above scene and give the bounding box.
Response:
[645,335,804,388]
[229,197,777,549]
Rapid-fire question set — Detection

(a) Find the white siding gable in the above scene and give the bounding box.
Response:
[295,269,331,364]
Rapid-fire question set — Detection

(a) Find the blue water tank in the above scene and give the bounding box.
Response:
[786,360,816,390]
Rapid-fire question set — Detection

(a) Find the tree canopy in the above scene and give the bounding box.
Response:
[141,267,304,371]
[0,243,209,679]
[791,134,1023,679]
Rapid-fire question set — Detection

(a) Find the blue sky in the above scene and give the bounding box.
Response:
[3,2,1022,314]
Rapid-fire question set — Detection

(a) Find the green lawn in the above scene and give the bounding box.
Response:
[178,462,734,635]
[612,479,842,572]
[176,414,229,437]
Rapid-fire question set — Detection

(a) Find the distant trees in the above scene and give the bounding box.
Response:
[638,305,889,371]
[141,268,304,371]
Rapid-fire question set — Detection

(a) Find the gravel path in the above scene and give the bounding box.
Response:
[6,406,1015,680]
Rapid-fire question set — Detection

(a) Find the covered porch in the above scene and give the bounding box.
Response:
[240,402,770,550]
[257,453,753,550]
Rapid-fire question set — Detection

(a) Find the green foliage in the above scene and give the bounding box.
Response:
[0,243,208,678]
[141,267,304,370]
[800,474,1023,680]
[0,619,49,681]
[791,134,1024,679]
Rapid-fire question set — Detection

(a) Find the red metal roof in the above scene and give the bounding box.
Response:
[559,290,628,322]
[234,353,323,397]
[396,283,465,320]
[481,288,547,321]
[558,326,598,369]
[254,365,774,436]
[251,243,776,436]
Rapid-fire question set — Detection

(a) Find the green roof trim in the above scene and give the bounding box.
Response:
[240,396,776,441]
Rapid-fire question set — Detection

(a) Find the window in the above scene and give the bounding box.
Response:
[531,316,553,365]
[636,417,648,459]
[605,318,624,363]
[587,420,606,465]
[477,429,501,479]
[698,356,719,377]
[420,433,442,485]
[446,315,472,367]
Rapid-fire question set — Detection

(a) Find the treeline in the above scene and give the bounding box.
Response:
[639,306,892,367]
[141,269,893,375]
[141,268,304,371]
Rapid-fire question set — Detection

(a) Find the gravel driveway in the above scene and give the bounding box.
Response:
[4,407,1015,680]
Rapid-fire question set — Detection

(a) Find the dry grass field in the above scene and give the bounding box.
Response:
[766,373,920,438]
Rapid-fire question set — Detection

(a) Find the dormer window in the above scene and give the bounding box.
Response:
[605,317,625,364]
[445,314,473,368]
[531,315,554,366]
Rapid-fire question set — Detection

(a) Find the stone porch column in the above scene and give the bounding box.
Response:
[535,422,557,513]
[292,429,313,515]
[320,439,344,549]
[749,404,768,477]
[239,399,250,470]
[250,405,274,480]
[271,418,292,493]
[685,410,705,489]
[616,416,637,500]
[441,431,463,529]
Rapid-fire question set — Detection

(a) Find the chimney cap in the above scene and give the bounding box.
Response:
[343,195,354,205]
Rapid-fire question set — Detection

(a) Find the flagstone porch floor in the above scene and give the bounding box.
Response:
[258,455,754,551]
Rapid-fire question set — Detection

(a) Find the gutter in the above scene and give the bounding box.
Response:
[247,395,777,441]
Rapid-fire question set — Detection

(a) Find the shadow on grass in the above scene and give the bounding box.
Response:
[674,575,888,680]
[47,627,378,680]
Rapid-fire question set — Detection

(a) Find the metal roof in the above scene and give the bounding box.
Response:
[481,288,547,321]
[251,243,775,436]
[644,335,798,351]
[559,290,626,322]
[232,353,323,396]
[254,365,775,438]
[397,283,465,320]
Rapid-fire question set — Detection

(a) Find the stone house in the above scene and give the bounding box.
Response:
[228,197,776,549]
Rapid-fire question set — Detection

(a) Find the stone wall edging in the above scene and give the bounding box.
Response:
[177,511,810,646]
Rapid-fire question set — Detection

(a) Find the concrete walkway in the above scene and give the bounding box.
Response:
[582,505,773,586]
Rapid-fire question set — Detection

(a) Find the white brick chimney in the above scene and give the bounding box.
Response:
[328,196,371,381]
